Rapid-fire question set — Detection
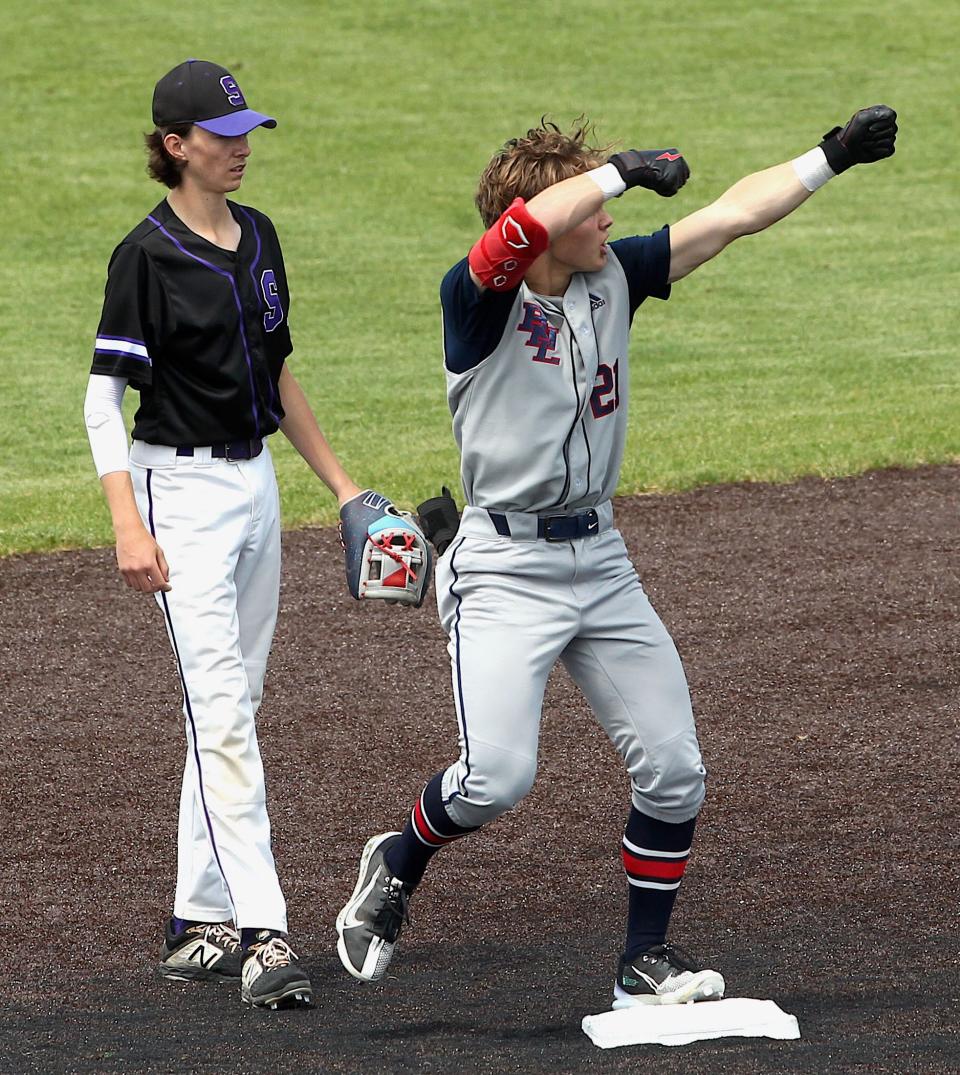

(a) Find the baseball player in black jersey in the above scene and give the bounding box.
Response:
[84,59,369,1010]
[336,109,897,1005]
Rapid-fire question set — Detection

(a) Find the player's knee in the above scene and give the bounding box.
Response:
[448,750,537,828]
[490,753,538,813]
[634,769,705,821]
[667,761,706,817]
[629,733,707,820]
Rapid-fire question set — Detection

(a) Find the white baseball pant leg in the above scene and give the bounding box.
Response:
[130,442,287,931]
[559,529,706,823]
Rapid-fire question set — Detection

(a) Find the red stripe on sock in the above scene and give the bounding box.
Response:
[622,849,688,881]
[413,797,448,846]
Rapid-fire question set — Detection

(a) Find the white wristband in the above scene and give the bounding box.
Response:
[586,162,627,200]
[791,146,836,192]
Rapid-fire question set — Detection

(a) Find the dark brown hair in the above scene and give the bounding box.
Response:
[475,118,614,227]
[143,124,193,188]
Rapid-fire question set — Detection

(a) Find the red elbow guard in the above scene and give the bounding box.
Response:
[468,198,550,291]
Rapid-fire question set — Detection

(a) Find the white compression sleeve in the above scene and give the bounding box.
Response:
[83,374,130,477]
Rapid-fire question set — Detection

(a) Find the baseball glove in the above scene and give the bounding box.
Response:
[416,485,460,556]
[340,489,433,607]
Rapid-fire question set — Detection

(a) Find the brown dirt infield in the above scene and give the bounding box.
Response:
[1,464,957,1074]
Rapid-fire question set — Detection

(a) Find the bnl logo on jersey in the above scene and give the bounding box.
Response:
[517,300,619,417]
[517,302,559,363]
[517,296,606,364]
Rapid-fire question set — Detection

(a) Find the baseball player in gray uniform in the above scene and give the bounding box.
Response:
[84,59,370,1010]
[336,106,897,1006]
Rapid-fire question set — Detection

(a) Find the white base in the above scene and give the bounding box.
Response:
[582,998,800,1049]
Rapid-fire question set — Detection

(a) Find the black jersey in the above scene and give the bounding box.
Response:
[91,199,292,446]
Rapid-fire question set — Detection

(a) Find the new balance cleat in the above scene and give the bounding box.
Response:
[336,832,414,982]
[613,943,725,1008]
[240,932,314,1010]
[159,919,241,982]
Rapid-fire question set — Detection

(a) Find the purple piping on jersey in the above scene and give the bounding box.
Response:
[97,333,148,347]
[234,206,262,304]
[234,205,280,419]
[444,537,471,802]
[94,348,152,364]
[146,468,238,919]
[95,334,152,364]
[147,213,265,436]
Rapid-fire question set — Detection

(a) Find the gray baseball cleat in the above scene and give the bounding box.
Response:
[336,832,415,982]
[159,919,241,981]
[240,932,314,1010]
[613,944,725,1008]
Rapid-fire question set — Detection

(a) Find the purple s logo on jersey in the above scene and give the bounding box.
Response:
[260,270,284,332]
[220,75,246,107]
[518,302,558,364]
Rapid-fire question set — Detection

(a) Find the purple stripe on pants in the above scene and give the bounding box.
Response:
[146,467,237,917]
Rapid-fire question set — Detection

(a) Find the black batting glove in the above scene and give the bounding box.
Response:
[820,105,898,175]
[608,149,690,197]
[417,485,460,556]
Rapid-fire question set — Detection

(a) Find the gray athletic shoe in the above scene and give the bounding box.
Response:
[613,944,725,1008]
[240,932,314,1010]
[336,832,414,982]
[159,919,241,981]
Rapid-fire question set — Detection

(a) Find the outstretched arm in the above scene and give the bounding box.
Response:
[668,105,897,283]
[668,163,812,282]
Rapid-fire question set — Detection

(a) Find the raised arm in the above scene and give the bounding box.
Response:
[468,149,689,291]
[668,105,897,283]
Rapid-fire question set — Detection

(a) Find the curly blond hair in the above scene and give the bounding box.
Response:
[475,118,614,227]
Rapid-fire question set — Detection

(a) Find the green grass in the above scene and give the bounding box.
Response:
[1,0,957,555]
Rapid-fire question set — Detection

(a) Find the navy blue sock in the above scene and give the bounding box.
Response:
[384,772,478,886]
[240,927,281,951]
[622,808,697,960]
[171,915,200,935]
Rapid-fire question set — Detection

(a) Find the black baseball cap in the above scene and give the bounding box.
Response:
[152,59,277,136]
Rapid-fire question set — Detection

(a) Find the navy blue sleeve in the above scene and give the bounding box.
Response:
[608,225,672,320]
[440,258,519,374]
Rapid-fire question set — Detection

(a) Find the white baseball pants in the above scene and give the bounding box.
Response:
[435,505,707,830]
[130,441,287,931]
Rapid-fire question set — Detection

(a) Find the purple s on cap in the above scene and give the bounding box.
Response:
[152,59,277,136]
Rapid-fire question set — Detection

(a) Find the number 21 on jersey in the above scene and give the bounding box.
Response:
[590,360,620,418]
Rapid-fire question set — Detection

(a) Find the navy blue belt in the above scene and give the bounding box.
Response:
[488,509,600,542]
[176,438,263,461]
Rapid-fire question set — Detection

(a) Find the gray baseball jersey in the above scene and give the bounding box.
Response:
[440,228,671,512]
